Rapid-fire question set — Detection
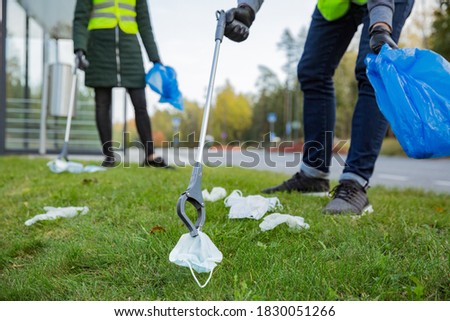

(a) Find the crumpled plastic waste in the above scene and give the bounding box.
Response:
[47,159,106,174]
[259,213,310,232]
[202,187,227,202]
[25,206,89,226]
[169,231,223,288]
[224,190,282,220]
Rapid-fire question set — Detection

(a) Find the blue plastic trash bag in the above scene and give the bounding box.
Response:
[366,45,450,159]
[146,63,184,110]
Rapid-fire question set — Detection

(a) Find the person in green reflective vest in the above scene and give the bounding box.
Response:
[224,0,415,215]
[73,0,171,168]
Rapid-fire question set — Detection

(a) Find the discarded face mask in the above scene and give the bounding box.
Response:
[25,206,89,226]
[169,231,223,288]
[47,159,106,174]
[224,190,282,220]
[259,213,310,232]
[202,187,227,202]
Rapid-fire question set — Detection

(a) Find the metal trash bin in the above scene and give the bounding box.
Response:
[47,63,76,117]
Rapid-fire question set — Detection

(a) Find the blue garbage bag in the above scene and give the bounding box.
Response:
[366,45,450,159]
[146,63,184,110]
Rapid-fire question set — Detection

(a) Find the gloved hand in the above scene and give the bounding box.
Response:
[224,4,255,42]
[75,49,89,71]
[369,25,398,54]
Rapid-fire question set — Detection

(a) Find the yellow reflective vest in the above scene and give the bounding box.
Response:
[318,0,368,21]
[88,0,138,34]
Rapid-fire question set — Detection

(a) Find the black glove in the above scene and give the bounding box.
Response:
[224,4,255,42]
[369,25,398,54]
[75,49,89,71]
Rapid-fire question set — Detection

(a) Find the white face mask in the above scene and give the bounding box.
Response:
[169,231,223,288]
[259,213,310,231]
[224,190,282,220]
[47,160,105,173]
[202,187,227,202]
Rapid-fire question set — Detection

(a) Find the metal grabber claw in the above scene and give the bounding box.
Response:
[176,10,226,237]
[176,162,206,237]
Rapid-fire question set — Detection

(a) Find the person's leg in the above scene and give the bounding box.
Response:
[94,87,115,166]
[262,5,364,194]
[127,88,154,158]
[325,0,415,214]
[299,4,365,178]
[341,0,415,185]
[127,88,171,168]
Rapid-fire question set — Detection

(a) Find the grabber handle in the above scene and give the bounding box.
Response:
[215,10,226,42]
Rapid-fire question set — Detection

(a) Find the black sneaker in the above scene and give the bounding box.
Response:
[142,156,174,169]
[101,156,116,168]
[323,180,374,215]
[261,171,329,196]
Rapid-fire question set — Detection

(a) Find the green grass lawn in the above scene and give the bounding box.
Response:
[0,156,448,301]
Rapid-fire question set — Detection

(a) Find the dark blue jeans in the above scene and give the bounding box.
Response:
[298,1,414,185]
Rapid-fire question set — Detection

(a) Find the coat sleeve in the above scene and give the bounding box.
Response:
[367,0,395,29]
[136,0,161,63]
[238,0,264,13]
[72,0,92,53]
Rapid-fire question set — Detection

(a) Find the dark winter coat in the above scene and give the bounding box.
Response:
[72,0,161,88]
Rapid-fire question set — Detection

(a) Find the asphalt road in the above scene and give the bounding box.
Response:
[73,148,450,194]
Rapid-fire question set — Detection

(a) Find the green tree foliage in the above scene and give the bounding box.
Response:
[276,27,307,141]
[250,65,288,141]
[210,81,252,143]
[252,26,360,141]
[151,109,173,141]
[177,100,203,142]
[277,27,307,85]
[333,51,358,139]
[430,1,450,60]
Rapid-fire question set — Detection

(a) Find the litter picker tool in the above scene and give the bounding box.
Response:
[57,57,80,162]
[176,11,226,237]
[47,55,91,173]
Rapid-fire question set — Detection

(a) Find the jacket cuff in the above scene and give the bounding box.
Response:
[369,5,393,30]
[237,0,263,13]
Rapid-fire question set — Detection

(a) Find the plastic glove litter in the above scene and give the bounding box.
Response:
[202,187,227,202]
[169,231,223,288]
[146,63,183,110]
[224,190,282,220]
[25,206,89,226]
[366,45,450,158]
[259,213,310,232]
[47,159,106,174]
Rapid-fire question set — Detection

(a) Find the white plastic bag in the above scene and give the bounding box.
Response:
[169,231,223,288]
[25,206,89,226]
[259,213,310,231]
[224,190,282,220]
[202,187,227,202]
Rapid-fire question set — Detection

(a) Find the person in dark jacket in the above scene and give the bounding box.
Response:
[73,0,170,168]
[224,0,414,215]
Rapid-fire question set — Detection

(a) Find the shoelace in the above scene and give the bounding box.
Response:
[329,181,360,201]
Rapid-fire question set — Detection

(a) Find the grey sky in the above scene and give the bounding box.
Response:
[149,1,316,103]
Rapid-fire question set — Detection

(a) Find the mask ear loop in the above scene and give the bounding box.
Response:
[185,260,214,288]
[224,189,242,207]
[269,197,283,211]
